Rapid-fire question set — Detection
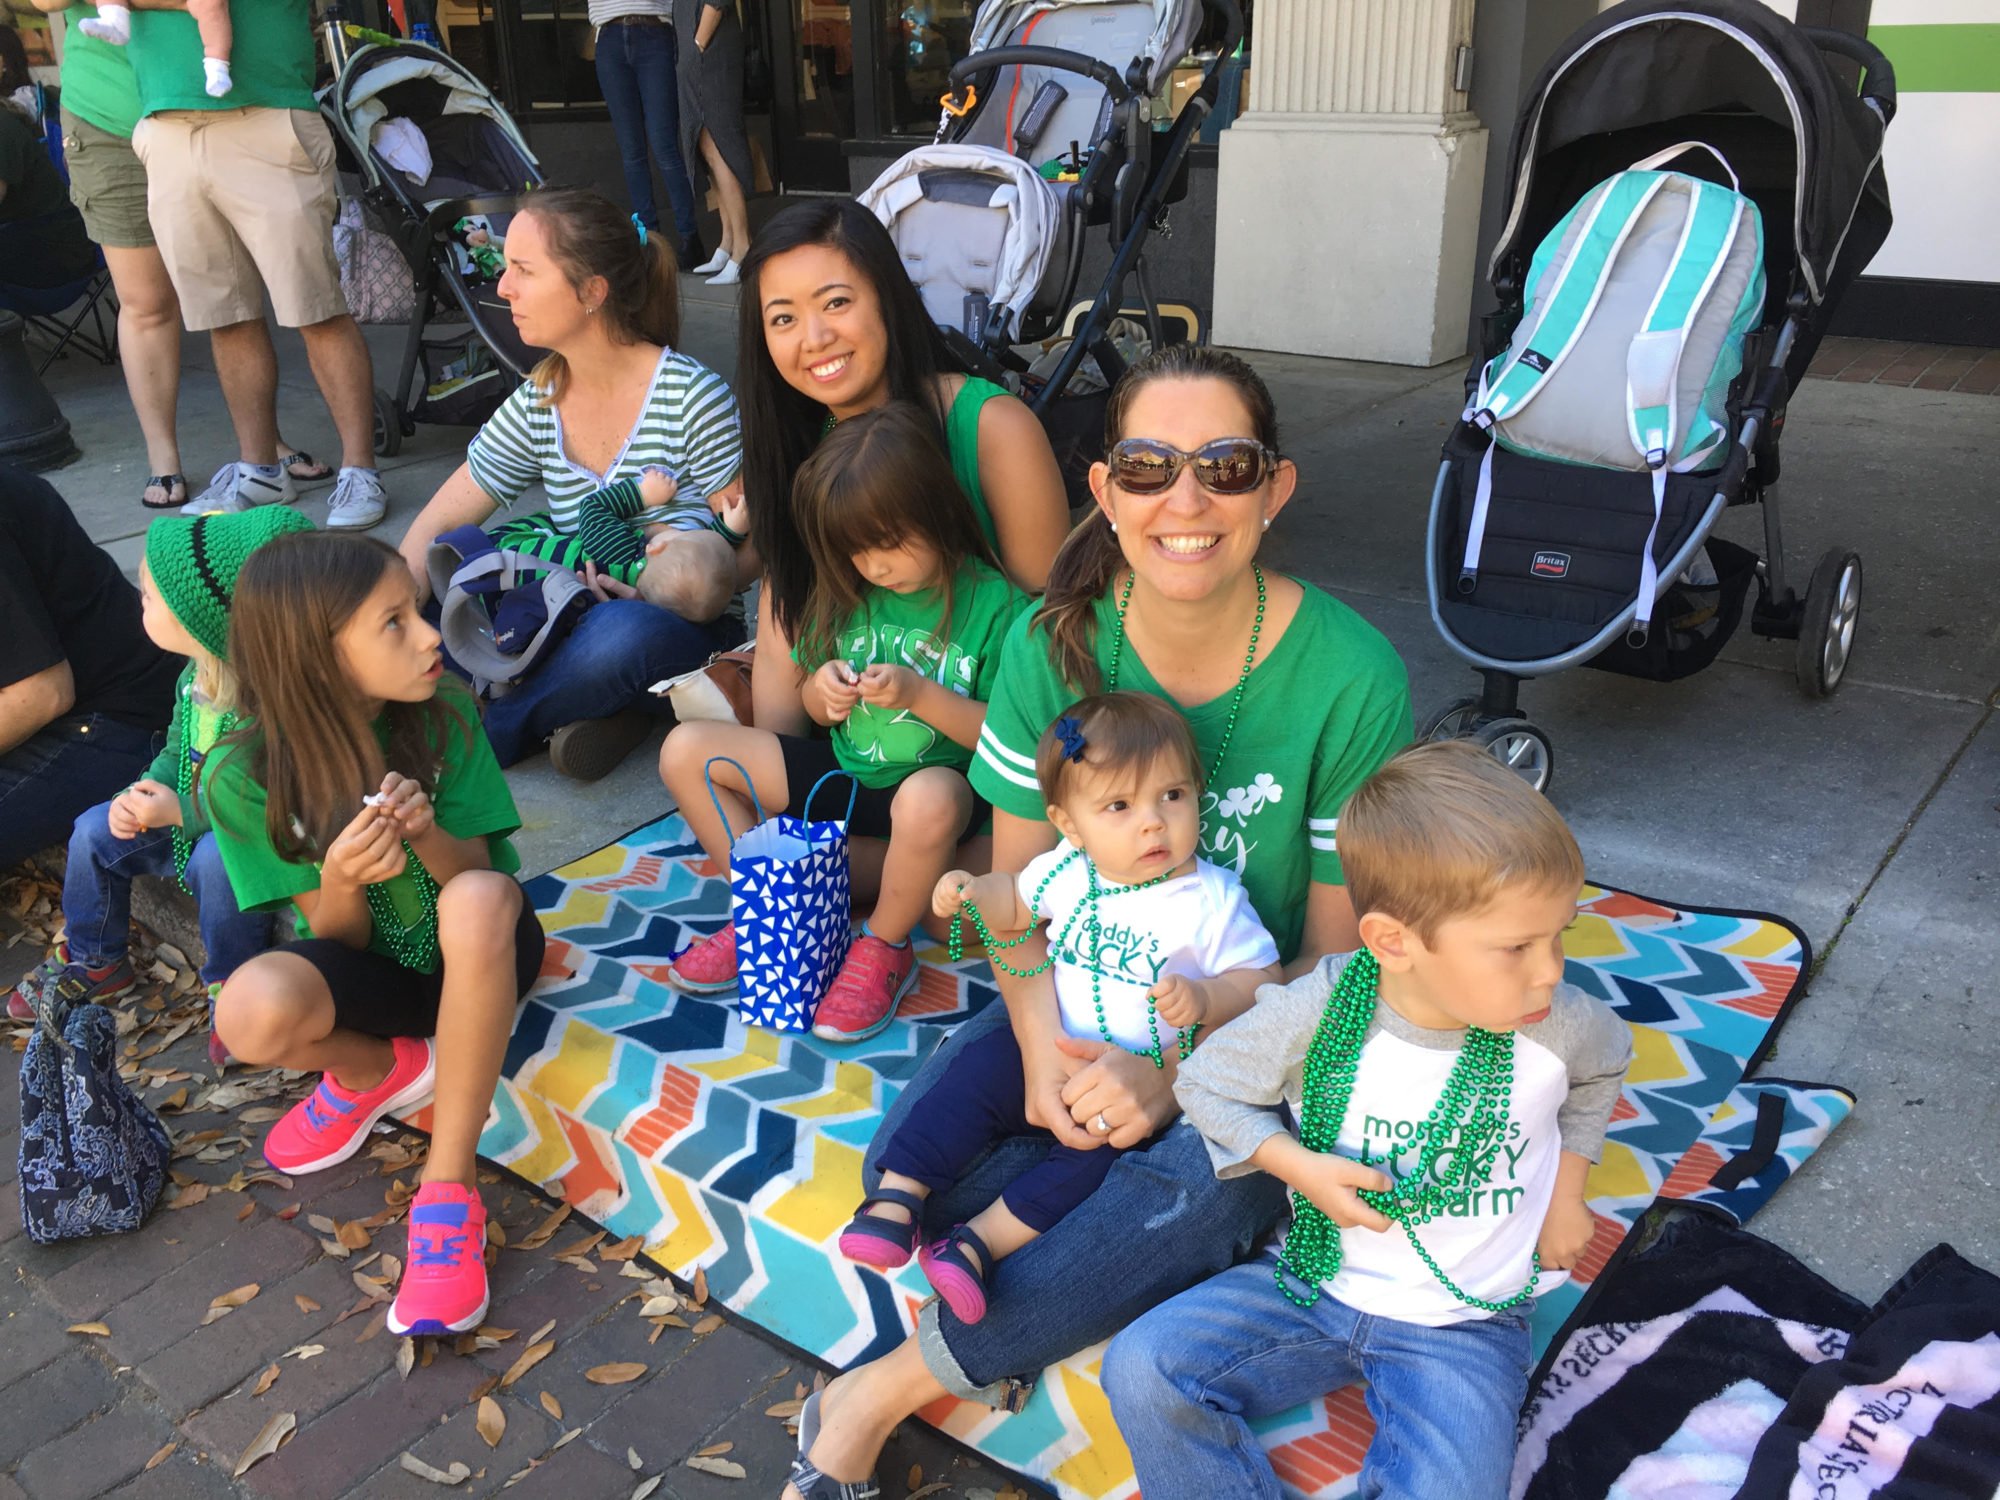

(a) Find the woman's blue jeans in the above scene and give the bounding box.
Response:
[62,805,273,986]
[594,20,699,239]
[1103,1256,1533,1499]
[864,999,1286,1404]
[479,598,740,767]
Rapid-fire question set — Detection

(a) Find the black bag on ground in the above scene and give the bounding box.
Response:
[17,995,172,1244]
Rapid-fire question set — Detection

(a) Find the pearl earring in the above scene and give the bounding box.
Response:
[1109,521,1118,533]
[1262,518,1271,530]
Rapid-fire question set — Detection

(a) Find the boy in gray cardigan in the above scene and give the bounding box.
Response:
[1102,741,1633,1500]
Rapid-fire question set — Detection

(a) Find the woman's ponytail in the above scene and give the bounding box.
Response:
[634,230,682,353]
[1032,508,1125,695]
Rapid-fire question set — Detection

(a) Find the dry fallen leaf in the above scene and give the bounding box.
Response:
[336,1219,372,1251]
[284,1343,327,1360]
[584,1362,647,1386]
[909,1485,953,1499]
[294,1294,321,1315]
[398,1453,472,1485]
[202,1283,261,1327]
[539,1392,562,1421]
[144,1442,177,1471]
[627,1446,643,1470]
[909,1464,922,1490]
[697,1441,733,1457]
[765,1398,805,1419]
[637,1296,679,1319]
[252,1364,280,1396]
[232,1411,296,1477]
[691,1314,724,1336]
[498,1340,555,1389]
[684,1456,745,1479]
[692,1268,709,1307]
[601,1235,644,1262]
[66,1322,111,1337]
[527,1318,557,1347]
[469,1374,502,1405]
[397,1338,417,1380]
[631,1479,665,1500]
[513,1203,571,1251]
[477,1395,506,1448]
[550,1429,582,1451]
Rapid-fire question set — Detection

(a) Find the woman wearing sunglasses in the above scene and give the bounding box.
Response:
[782,344,1413,1500]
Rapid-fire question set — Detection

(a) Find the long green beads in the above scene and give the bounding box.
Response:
[1106,565,1266,787]
[1278,948,1541,1313]
[364,846,443,973]
[948,848,1196,1068]
[170,686,235,890]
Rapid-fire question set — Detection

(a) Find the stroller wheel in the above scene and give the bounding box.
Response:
[1419,696,1483,743]
[373,387,403,458]
[1472,718,1555,794]
[1796,548,1862,698]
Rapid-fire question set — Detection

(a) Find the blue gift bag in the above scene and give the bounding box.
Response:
[706,757,858,1033]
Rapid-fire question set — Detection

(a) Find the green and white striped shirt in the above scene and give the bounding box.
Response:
[465,346,742,534]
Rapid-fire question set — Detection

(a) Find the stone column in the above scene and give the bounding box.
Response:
[1212,0,1489,365]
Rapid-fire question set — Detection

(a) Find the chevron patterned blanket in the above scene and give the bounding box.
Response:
[448,814,1833,1499]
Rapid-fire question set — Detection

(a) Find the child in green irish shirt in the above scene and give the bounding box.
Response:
[659,402,1028,1039]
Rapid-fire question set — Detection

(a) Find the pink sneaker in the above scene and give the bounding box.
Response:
[811,935,916,1043]
[665,922,738,994]
[387,1181,490,1336]
[262,1036,435,1175]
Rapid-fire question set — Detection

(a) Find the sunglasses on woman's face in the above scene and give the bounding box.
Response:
[1107,437,1278,496]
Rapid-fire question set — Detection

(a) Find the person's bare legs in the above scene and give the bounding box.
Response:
[206,318,281,466]
[295,313,377,471]
[101,244,185,495]
[422,872,528,1186]
[658,721,792,870]
[870,769,971,945]
[214,950,397,1085]
[699,129,751,262]
[784,1336,951,1497]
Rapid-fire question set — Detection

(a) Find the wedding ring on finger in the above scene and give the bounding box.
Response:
[1091,1113,1111,1136]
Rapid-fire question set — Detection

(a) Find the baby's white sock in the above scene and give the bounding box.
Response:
[203,57,233,98]
[77,3,131,45]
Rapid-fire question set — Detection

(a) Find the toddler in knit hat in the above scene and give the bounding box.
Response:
[8,507,315,1067]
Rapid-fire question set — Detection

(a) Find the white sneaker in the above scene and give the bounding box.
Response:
[706,259,742,287]
[181,461,295,515]
[326,467,387,530]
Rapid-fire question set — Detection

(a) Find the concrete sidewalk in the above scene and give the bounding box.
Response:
[7,282,1997,1496]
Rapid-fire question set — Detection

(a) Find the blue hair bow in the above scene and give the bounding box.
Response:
[630,213,648,246]
[1054,715,1087,764]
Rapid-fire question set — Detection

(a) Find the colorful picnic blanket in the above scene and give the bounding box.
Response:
[464,813,1834,1499]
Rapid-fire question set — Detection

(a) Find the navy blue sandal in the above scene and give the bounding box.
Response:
[919,1223,994,1324]
[836,1187,924,1270]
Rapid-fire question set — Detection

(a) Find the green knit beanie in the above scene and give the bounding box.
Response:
[143,507,317,661]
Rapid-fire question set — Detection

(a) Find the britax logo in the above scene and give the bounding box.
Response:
[1531,551,1570,578]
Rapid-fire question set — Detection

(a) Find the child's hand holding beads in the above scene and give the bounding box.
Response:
[375,773,435,839]
[933,871,975,920]
[1285,1146,1393,1233]
[858,663,923,711]
[1149,974,1209,1029]
[1535,1192,1596,1270]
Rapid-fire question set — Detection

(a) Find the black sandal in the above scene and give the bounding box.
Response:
[141,474,187,510]
[836,1187,924,1270]
[280,449,334,485]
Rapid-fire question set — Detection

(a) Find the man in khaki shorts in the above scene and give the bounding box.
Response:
[128,0,388,528]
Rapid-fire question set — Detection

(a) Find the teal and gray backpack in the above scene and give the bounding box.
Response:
[1463,143,1766,635]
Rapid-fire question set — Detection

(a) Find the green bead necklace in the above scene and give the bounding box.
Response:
[171,685,235,891]
[948,848,1196,1069]
[1278,948,1541,1313]
[364,846,443,973]
[1106,565,1266,788]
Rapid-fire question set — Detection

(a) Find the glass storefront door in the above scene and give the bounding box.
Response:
[769,0,855,189]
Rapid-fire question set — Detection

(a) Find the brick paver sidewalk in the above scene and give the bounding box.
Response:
[2,946,1024,1500]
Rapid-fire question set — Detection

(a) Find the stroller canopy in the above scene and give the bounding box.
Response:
[857,145,1060,340]
[969,0,1202,95]
[1489,0,1889,307]
[325,44,538,201]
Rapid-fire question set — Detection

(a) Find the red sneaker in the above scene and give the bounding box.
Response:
[262,1036,435,1175]
[665,923,738,994]
[811,935,916,1043]
[387,1181,490,1336]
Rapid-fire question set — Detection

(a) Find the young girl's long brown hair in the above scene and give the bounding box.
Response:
[517,186,681,404]
[1034,344,1282,692]
[226,533,467,862]
[791,402,998,672]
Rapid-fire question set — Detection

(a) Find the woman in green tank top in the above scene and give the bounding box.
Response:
[732,200,1070,734]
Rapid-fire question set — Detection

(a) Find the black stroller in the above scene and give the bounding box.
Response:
[1422,0,1894,791]
[859,0,1244,502]
[318,21,543,456]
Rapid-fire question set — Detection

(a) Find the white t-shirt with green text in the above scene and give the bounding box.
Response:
[971,581,1412,963]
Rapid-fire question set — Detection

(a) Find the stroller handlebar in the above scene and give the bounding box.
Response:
[949,45,1134,103]
[1799,26,1897,125]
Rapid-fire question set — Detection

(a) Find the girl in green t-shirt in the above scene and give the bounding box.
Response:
[203,533,545,1344]
[660,403,1028,1043]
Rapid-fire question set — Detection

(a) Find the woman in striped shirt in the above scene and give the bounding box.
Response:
[396,189,750,780]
